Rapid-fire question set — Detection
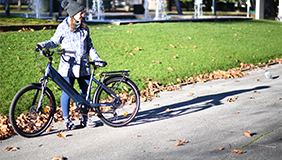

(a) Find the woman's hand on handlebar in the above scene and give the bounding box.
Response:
[35,44,44,55]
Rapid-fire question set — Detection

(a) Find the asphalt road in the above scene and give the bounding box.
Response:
[1,64,282,160]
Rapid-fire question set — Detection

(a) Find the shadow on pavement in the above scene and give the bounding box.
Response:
[131,86,270,126]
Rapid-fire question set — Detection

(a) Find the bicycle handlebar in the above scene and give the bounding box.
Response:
[35,46,107,68]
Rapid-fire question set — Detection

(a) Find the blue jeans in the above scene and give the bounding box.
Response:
[61,76,90,120]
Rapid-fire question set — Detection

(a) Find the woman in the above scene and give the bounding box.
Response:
[36,0,101,130]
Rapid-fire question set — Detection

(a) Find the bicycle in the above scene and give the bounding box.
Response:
[9,47,140,137]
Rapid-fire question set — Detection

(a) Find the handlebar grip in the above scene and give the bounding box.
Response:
[88,61,107,67]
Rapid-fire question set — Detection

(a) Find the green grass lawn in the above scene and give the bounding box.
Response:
[0,16,59,25]
[0,19,282,116]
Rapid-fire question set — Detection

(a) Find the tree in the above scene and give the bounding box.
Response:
[18,0,21,10]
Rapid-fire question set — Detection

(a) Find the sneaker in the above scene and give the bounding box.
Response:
[80,116,96,128]
[64,119,75,130]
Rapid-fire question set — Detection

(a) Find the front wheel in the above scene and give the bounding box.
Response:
[93,76,140,127]
[9,84,56,137]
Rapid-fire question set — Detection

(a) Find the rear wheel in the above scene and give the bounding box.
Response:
[9,84,56,137]
[93,77,140,127]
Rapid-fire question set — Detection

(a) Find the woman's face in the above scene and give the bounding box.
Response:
[73,10,85,22]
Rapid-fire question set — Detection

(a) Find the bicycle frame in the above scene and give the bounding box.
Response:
[42,62,118,108]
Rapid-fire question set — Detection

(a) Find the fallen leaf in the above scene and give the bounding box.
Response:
[174,142,181,146]
[227,96,238,102]
[165,108,173,112]
[127,30,132,33]
[127,52,134,55]
[244,130,252,137]
[168,67,174,71]
[136,135,141,137]
[193,46,197,49]
[57,132,67,138]
[170,44,175,48]
[46,126,52,132]
[217,147,224,150]
[152,60,161,64]
[174,139,188,146]
[5,146,19,151]
[253,91,260,94]
[235,111,239,114]
[231,149,243,154]
[108,26,112,28]
[51,156,65,160]
[188,92,194,96]
[255,79,260,82]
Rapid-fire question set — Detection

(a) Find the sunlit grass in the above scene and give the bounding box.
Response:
[0,19,281,116]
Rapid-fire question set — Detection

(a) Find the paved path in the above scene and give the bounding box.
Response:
[1,64,282,160]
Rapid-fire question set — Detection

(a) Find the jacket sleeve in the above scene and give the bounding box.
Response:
[38,23,65,49]
[86,28,102,61]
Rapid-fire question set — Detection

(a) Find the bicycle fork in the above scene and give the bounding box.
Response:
[35,77,49,112]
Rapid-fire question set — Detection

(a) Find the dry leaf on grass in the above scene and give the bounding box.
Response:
[127,52,134,55]
[168,67,174,71]
[243,130,252,137]
[152,60,161,64]
[5,146,19,151]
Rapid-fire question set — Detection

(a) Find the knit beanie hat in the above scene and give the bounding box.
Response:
[61,0,84,17]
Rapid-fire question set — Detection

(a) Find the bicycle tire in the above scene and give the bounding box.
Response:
[9,84,56,137]
[93,76,140,127]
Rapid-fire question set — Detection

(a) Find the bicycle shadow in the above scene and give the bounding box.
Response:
[130,85,270,126]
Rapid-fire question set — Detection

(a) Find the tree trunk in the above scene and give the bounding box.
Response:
[5,0,10,16]
[18,0,21,10]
